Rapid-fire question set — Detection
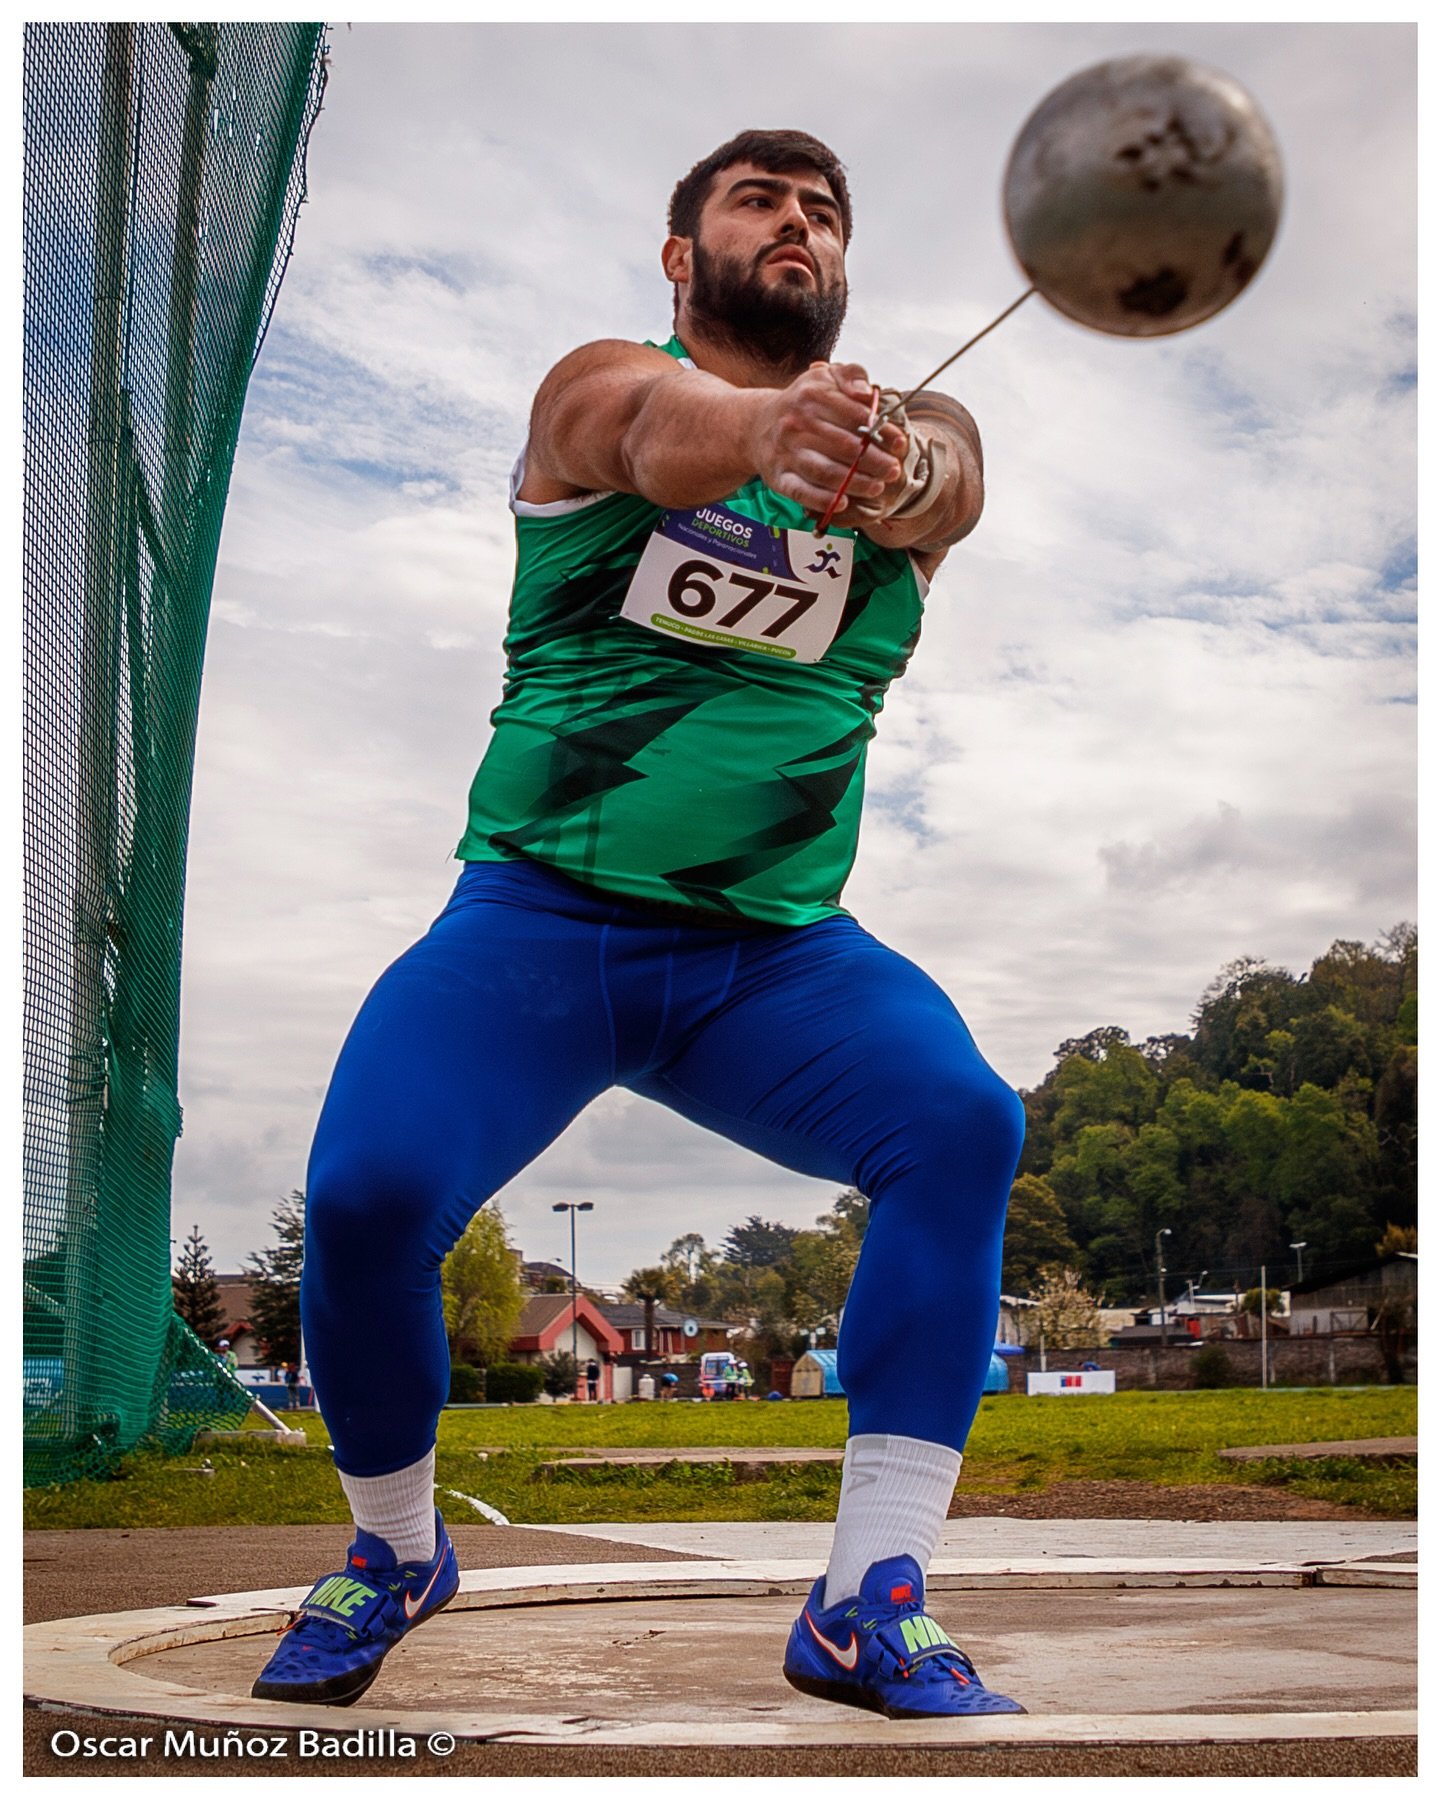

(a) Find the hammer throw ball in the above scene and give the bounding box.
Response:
[1003,55,1283,337]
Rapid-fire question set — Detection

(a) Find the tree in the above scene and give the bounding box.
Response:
[1239,1286,1282,1335]
[1373,1044,1418,1226]
[785,1219,860,1340]
[659,1233,719,1312]
[1001,1175,1078,1294]
[721,1215,798,1269]
[1051,1042,1159,1138]
[1023,1264,1106,1351]
[724,1266,797,1372]
[246,1191,305,1365]
[661,1233,710,1286]
[1375,1222,1417,1257]
[173,1224,226,1343]
[1373,1294,1415,1385]
[1012,926,1420,1303]
[1272,1083,1378,1259]
[830,1189,871,1240]
[1191,957,1301,1086]
[622,1266,670,1357]
[442,1207,525,1367]
[1053,1025,1133,1065]
[539,1350,579,1399]
[1191,1343,1236,1389]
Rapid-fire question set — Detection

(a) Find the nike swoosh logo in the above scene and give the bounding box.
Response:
[804,1609,859,1670]
[403,1557,446,1621]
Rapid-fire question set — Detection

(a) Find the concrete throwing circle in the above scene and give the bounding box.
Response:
[25,1558,1416,1747]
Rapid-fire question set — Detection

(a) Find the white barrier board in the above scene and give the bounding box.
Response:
[1027,1370,1117,1395]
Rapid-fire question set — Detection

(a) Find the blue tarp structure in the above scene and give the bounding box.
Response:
[792,1348,845,1397]
[982,1351,1011,1394]
[791,1346,1011,1399]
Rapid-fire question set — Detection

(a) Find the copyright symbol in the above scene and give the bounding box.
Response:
[426,1733,455,1758]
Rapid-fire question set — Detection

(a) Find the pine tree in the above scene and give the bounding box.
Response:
[721,1215,799,1268]
[246,1191,306,1364]
[173,1224,226,1343]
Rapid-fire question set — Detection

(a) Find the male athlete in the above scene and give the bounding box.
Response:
[255,129,1026,1718]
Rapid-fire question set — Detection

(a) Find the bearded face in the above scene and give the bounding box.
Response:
[687,233,848,369]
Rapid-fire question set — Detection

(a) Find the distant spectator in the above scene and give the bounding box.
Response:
[216,1339,238,1376]
[585,1357,601,1402]
[286,1362,302,1409]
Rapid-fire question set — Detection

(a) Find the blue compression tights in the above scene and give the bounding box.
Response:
[302,861,1024,1475]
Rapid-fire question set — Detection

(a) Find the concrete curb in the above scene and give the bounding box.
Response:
[24,1556,1417,1747]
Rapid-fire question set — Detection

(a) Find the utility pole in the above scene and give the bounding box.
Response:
[552,1202,593,1385]
[1155,1228,1172,1347]
[1260,1263,1269,1391]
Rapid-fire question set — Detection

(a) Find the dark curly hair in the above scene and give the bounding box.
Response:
[668,129,852,246]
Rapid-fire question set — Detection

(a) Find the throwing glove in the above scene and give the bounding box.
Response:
[874,390,949,522]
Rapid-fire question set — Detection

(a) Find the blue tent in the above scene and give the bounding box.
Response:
[982,1351,1011,1394]
[793,1346,1009,1399]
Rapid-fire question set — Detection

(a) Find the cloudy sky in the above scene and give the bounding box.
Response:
[171,21,1417,1284]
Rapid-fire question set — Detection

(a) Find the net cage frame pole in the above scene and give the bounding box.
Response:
[63,20,137,1448]
[162,26,217,536]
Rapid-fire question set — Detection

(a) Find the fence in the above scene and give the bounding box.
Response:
[23,22,327,1486]
[1000,1336,1415,1393]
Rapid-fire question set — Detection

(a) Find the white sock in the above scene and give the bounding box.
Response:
[822,1433,962,1610]
[338,1448,437,1564]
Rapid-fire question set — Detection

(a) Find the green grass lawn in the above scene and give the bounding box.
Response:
[23,1387,1416,1531]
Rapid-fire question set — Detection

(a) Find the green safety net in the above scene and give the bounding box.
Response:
[22,23,328,1486]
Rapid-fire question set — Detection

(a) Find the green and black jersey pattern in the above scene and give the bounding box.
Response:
[456,337,928,927]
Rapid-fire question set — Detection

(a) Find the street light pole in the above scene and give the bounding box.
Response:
[1155,1228,1172,1347]
[552,1202,594,1390]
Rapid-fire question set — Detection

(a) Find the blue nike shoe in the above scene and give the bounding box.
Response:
[783,1554,1025,1718]
[252,1510,459,1706]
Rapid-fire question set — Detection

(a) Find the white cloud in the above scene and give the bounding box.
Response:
[167,22,1415,1281]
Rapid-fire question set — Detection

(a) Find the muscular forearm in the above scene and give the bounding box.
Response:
[525,342,766,507]
[618,371,771,508]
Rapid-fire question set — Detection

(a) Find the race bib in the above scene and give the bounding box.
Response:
[619,502,854,663]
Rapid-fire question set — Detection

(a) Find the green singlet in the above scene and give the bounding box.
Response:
[456,336,929,927]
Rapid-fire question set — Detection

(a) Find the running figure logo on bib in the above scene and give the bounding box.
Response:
[619,501,855,663]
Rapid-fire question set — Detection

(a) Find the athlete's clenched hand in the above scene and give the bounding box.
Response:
[750,362,908,526]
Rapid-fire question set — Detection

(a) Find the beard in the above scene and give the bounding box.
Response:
[686,236,847,370]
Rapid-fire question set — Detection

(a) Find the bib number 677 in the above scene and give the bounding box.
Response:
[668,558,818,640]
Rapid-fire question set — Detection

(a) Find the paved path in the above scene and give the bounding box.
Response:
[538,1447,843,1474]
[535,1516,1418,1564]
[1218,1436,1417,1462]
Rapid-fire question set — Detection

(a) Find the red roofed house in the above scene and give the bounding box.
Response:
[213,1274,261,1366]
[509,1293,625,1400]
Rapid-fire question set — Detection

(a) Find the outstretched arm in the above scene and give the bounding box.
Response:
[518,341,907,528]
